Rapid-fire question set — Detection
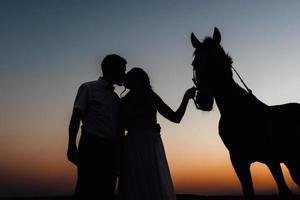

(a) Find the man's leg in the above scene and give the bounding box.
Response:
[99,140,118,199]
[97,171,117,200]
[75,135,97,199]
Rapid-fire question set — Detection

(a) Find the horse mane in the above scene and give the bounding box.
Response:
[193,37,233,68]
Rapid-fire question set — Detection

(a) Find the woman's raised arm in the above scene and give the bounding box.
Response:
[154,87,196,123]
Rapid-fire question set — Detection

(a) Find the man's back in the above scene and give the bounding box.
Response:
[74,78,120,139]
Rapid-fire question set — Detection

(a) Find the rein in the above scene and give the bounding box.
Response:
[231,66,252,95]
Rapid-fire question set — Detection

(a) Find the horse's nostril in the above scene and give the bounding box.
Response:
[194,91,213,111]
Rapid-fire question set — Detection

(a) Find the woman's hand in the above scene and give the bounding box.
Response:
[184,87,197,100]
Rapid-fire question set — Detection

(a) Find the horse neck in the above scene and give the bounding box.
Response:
[214,78,249,115]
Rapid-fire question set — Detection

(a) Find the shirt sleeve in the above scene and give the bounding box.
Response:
[73,83,88,114]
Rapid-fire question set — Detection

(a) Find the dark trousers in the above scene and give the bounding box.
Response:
[75,134,117,200]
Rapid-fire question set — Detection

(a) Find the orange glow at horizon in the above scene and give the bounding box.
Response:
[168,151,300,195]
[1,129,300,196]
[1,107,300,196]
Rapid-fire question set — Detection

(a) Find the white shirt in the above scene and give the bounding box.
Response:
[73,78,120,139]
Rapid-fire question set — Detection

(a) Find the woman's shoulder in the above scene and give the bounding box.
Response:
[120,89,160,105]
[150,91,162,102]
[145,90,160,103]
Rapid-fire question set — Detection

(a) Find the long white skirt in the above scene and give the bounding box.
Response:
[120,130,176,200]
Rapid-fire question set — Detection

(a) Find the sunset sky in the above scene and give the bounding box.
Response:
[1,0,300,197]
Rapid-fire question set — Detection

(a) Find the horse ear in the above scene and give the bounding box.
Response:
[213,27,221,43]
[191,32,201,48]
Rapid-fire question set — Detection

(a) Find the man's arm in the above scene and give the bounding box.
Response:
[67,83,88,166]
[67,108,81,166]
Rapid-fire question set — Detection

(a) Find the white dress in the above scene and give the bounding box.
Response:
[119,92,176,200]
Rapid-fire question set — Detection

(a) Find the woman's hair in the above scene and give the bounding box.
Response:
[124,67,152,91]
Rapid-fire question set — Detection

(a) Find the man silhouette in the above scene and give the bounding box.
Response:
[67,54,127,199]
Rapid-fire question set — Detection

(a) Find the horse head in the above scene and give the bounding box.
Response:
[191,27,233,111]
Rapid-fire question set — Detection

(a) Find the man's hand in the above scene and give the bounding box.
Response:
[67,145,79,166]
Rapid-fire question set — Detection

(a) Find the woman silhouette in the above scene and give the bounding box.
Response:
[119,67,196,200]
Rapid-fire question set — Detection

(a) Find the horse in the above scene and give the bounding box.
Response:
[190,27,300,198]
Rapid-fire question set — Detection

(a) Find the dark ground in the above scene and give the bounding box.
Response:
[1,194,300,200]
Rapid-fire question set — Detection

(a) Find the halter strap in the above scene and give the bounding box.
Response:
[192,69,201,109]
[231,66,252,95]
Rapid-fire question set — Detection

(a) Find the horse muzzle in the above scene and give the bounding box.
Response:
[194,90,214,111]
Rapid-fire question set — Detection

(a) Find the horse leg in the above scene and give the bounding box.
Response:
[266,162,292,196]
[285,161,300,189]
[230,154,254,198]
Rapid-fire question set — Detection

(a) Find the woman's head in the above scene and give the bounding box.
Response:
[124,67,151,91]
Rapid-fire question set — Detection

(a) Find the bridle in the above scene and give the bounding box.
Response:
[192,65,253,109]
[192,68,201,109]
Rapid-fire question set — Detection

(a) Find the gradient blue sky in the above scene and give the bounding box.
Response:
[1,0,300,197]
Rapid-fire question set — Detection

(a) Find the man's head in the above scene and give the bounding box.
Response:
[101,54,127,86]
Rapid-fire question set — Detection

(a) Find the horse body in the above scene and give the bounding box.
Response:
[191,28,300,197]
[217,83,271,159]
[217,82,300,162]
